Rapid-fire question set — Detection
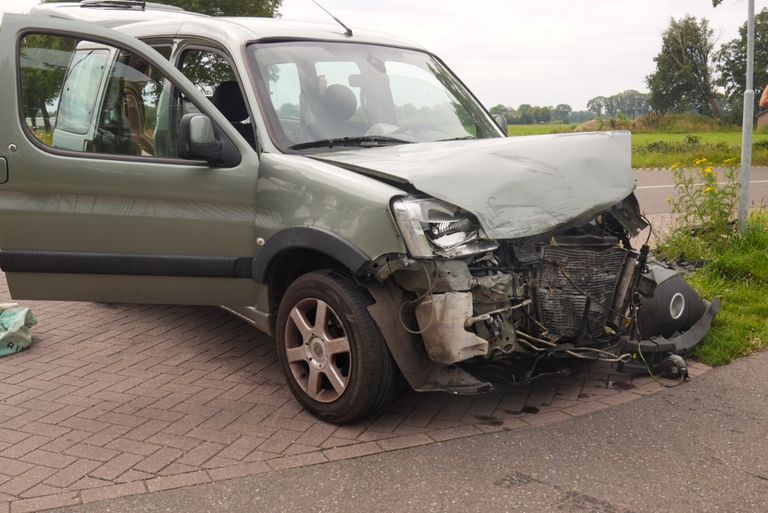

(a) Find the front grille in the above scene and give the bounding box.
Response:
[536,245,628,340]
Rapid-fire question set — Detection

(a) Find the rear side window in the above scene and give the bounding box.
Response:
[19,33,185,159]
[56,49,110,134]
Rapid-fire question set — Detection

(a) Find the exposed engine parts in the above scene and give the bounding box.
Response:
[380,209,716,386]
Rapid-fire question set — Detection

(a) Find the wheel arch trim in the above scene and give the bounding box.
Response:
[253,227,372,283]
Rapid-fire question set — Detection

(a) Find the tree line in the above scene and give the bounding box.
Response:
[489,103,595,124]
[646,9,768,122]
[489,89,652,125]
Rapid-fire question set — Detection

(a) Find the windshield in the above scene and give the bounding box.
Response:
[247,41,502,151]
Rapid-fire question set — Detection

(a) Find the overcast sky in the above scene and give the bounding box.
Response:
[1,0,763,109]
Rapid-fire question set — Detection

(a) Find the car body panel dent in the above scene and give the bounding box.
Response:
[313,131,635,240]
[254,153,407,263]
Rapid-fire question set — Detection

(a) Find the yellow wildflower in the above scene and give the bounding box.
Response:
[704,166,713,174]
[722,158,735,165]
[670,162,682,170]
[704,186,714,193]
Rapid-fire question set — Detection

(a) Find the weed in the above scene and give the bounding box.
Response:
[655,156,767,365]
[657,158,740,261]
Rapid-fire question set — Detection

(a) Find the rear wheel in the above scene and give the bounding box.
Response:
[275,270,399,424]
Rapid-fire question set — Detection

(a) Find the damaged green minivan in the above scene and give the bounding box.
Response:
[0,1,717,423]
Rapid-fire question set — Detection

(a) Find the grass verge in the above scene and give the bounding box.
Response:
[660,212,768,366]
[632,132,768,168]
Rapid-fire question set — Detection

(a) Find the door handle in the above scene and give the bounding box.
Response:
[0,157,7,184]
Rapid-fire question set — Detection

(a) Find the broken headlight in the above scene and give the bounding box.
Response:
[392,197,498,258]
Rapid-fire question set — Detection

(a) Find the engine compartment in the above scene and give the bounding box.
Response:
[373,197,716,388]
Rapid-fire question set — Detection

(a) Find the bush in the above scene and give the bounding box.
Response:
[685,134,702,145]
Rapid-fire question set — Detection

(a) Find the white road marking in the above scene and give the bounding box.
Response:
[636,180,768,190]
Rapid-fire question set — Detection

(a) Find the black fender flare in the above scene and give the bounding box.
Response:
[252,227,372,283]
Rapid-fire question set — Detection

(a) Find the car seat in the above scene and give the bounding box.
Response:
[212,81,256,149]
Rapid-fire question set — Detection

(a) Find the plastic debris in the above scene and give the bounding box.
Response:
[0,303,38,357]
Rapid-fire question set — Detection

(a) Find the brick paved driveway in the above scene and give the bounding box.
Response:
[0,273,710,513]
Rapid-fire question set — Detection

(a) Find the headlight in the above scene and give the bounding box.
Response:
[392,197,498,258]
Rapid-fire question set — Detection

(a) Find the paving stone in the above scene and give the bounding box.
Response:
[207,461,270,482]
[89,453,145,481]
[63,444,120,463]
[323,442,381,461]
[0,436,52,459]
[563,401,611,417]
[145,471,210,492]
[0,271,704,512]
[45,459,102,488]
[19,450,76,470]
[266,451,327,471]
[80,481,146,504]
[377,433,435,451]
[9,491,80,513]
[1,467,58,497]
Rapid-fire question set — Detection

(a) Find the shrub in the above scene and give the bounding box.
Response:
[685,134,702,145]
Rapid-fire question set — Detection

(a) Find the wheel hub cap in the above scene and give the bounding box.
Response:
[307,337,327,368]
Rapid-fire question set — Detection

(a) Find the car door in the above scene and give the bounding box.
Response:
[0,14,260,306]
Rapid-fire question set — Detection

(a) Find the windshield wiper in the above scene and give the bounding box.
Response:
[436,136,476,141]
[289,135,414,150]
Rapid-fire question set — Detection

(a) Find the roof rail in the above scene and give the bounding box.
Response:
[80,0,147,9]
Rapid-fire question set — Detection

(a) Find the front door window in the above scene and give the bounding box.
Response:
[19,34,182,158]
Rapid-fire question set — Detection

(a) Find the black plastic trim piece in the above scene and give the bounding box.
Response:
[0,251,252,278]
[252,227,371,283]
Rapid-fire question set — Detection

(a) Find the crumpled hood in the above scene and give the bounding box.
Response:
[313,131,635,240]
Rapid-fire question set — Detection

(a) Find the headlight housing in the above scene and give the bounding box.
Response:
[392,197,498,258]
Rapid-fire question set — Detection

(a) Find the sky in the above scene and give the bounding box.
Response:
[1,0,763,110]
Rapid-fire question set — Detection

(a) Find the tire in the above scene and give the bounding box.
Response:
[275,270,399,424]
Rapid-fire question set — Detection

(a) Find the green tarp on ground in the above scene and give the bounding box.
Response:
[0,304,37,357]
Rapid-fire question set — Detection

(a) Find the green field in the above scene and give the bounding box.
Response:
[506,124,577,136]
[506,124,768,168]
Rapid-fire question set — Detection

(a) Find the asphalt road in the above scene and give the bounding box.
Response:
[52,350,768,513]
[634,166,768,215]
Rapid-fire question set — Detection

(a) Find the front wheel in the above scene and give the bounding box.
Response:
[275,270,399,424]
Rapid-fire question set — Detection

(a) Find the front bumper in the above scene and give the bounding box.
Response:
[619,298,720,375]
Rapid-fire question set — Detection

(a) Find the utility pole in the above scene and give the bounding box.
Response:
[738,0,755,232]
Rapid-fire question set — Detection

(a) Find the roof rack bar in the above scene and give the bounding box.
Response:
[80,0,147,10]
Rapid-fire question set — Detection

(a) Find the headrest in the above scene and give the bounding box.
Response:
[212,81,248,123]
[321,84,357,122]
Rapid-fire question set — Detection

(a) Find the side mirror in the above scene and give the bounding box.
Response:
[493,114,508,136]
[178,113,240,167]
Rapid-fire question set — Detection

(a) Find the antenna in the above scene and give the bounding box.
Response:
[311,0,353,38]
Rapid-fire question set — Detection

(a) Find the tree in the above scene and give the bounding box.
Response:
[553,104,572,123]
[715,8,768,121]
[612,90,651,118]
[489,104,509,115]
[587,96,607,117]
[43,0,282,17]
[517,104,534,124]
[531,106,551,123]
[646,16,720,117]
[20,35,75,132]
